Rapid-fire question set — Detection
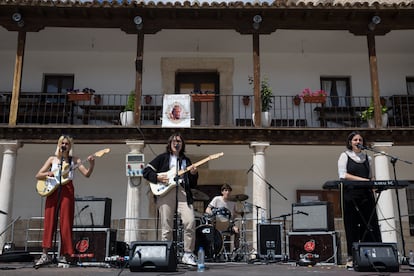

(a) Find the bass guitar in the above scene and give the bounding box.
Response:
[149,152,224,196]
[36,148,110,197]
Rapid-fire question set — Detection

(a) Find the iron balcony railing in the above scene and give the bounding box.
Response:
[0,92,412,128]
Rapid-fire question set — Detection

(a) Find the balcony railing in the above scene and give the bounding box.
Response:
[0,92,412,128]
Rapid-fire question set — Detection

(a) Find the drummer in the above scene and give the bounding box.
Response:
[205,184,240,249]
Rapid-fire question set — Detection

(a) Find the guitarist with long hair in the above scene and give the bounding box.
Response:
[143,132,199,266]
[34,135,95,268]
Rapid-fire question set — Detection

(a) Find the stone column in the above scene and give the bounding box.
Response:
[0,140,22,253]
[249,141,269,254]
[371,142,397,243]
[124,140,145,245]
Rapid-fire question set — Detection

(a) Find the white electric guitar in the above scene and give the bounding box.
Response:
[149,152,224,196]
[36,148,110,197]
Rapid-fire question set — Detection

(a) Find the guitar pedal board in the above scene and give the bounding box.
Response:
[126,153,145,177]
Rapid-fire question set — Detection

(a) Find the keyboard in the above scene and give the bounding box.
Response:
[323,180,411,190]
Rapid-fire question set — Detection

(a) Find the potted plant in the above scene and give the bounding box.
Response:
[249,76,273,127]
[360,100,388,128]
[120,91,136,126]
[293,95,301,106]
[300,88,327,103]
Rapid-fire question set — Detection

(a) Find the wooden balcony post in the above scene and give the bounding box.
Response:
[367,33,382,127]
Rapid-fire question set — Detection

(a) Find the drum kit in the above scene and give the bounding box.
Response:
[190,192,252,262]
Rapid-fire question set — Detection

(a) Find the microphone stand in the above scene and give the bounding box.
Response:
[249,166,287,221]
[173,156,180,262]
[362,145,412,261]
[51,153,65,264]
[271,213,292,262]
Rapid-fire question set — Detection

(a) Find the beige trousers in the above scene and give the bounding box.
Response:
[157,186,196,253]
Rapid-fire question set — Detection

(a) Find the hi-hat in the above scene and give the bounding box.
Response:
[191,189,209,201]
[229,194,249,202]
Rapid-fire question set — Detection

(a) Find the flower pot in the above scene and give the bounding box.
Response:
[144,95,153,105]
[242,96,250,106]
[120,111,135,126]
[252,112,272,127]
[303,96,326,104]
[94,95,102,105]
[367,119,375,128]
[382,113,388,128]
[293,97,301,106]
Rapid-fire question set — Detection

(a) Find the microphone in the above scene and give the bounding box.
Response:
[356,144,367,150]
[61,145,67,152]
[175,143,181,150]
[297,211,309,216]
[246,164,254,174]
[76,205,89,217]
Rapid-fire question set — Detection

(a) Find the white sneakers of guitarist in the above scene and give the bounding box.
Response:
[182,252,197,266]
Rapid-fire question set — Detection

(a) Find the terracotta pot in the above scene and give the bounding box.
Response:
[94,95,102,105]
[145,95,152,104]
[293,97,301,106]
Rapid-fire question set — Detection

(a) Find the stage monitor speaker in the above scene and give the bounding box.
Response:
[352,242,399,272]
[292,201,334,232]
[74,197,111,228]
[129,241,177,272]
[257,223,282,259]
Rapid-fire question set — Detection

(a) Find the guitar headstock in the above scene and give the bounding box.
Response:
[94,148,111,157]
[209,152,224,160]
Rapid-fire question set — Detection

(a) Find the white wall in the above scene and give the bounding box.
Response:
[2,143,413,221]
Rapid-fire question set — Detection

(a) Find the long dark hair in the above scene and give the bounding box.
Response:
[166,132,186,155]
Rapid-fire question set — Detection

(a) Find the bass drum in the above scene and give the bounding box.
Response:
[195,224,223,260]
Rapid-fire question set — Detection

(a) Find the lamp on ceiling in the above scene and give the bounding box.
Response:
[134,16,143,30]
[252,15,262,30]
[368,15,381,31]
[11,12,24,28]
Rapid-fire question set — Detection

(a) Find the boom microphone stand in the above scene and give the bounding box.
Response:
[248,165,287,221]
[359,144,412,261]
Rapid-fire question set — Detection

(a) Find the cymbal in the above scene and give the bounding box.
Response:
[229,194,249,202]
[191,189,209,201]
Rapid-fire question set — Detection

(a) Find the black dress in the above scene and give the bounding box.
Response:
[343,154,382,257]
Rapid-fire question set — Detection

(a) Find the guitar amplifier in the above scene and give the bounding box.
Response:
[292,201,334,231]
[74,197,112,228]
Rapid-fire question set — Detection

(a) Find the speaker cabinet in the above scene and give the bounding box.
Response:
[72,228,117,262]
[257,223,282,259]
[73,197,112,228]
[129,241,177,272]
[292,201,334,231]
[287,231,339,264]
[74,197,112,228]
[352,242,399,272]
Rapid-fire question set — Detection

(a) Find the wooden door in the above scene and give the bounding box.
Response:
[175,72,219,125]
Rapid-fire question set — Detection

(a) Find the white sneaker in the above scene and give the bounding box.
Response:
[57,256,70,268]
[182,252,197,266]
[34,253,51,267]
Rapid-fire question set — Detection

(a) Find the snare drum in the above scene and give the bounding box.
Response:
[195,224,223,259]
[212,207,232,232]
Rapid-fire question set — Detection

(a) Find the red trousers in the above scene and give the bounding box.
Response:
[42,181,75,256]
